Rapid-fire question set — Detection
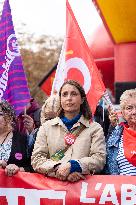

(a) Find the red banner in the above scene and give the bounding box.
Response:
[0,170,136,205]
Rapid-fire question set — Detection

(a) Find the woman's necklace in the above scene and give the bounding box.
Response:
[0,131,11,146]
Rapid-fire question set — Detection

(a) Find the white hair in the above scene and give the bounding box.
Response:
[40,94,60,124]
[120,88,136,110]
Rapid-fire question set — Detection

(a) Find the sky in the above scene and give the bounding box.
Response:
[0,0,103,42]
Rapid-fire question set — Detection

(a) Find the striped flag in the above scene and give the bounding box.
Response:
[0,0,30,115]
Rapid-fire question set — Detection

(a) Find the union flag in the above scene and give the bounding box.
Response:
[51,0,106,114]
[0,0,31,115]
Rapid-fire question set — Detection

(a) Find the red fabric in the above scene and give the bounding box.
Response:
[52,0,106,114]
[40,69,56,96]
[0,169,136,204]
[123,125,136,166]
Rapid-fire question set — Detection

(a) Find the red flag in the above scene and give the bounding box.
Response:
[52,0,106,114]
[40,71,55,96]
[38,65,56,96]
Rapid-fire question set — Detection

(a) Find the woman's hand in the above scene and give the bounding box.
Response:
[22,115,35,134]
[56,162,71,181]
[5,164,20,176]
[19,167,25,172]
[67,172,85,182]
[108,108,119,127]
[0,160,7,169]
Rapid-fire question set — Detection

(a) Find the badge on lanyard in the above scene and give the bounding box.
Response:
[64,133,76,145]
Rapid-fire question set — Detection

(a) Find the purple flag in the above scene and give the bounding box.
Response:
[0,0,31,115]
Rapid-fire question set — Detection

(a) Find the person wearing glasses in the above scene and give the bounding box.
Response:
[104,89,136,175]
[0,100,33,176]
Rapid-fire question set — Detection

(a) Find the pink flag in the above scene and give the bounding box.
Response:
[0,0,31,115]
[52,0,106,114]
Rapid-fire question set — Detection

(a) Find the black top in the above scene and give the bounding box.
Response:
[94,105,110,137]
[7,131,33,172]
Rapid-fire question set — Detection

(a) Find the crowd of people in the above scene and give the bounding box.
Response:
[0,79,136,181]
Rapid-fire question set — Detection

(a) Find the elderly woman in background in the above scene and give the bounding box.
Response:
[27,94,60,157]
[0,100,33,176]
[40,94,60,124]
[104,89,136,175]
[31,80,106,182]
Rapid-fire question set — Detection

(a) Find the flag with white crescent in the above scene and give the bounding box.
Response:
[51,0,106,114]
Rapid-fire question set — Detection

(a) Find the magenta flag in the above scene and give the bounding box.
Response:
[0,0,31,115]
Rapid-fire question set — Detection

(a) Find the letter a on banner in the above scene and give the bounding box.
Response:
[52,0,106,114]
[0,0,31,115]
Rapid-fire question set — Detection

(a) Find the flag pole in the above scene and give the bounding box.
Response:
[102,90,115,111]
[51,39,66,96]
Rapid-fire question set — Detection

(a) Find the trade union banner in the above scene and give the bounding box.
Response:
[52,0,106,115]
[0,0,30,115]
[0,169,136,205]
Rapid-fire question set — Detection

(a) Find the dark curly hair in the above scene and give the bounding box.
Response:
[0,99,17,129]
[58,80,92,120]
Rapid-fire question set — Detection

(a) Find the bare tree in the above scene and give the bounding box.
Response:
[18,32,63,105]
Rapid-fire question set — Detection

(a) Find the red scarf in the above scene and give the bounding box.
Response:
[123,125,136,166]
